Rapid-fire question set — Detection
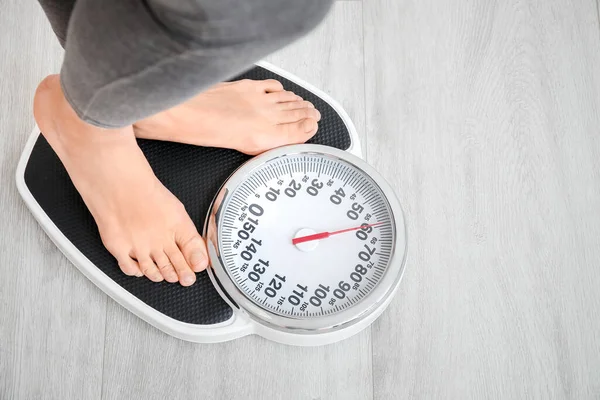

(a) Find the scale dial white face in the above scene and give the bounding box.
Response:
[215,150,396,320]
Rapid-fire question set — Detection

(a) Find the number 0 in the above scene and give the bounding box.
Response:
[347,210,359,220]
[359,251,371,262]
[249,204,264,217]
[265,191,277,202]
[356,230,368,240]
[288,295,301,306]
[350,272,362,282]
[241,251,253,261]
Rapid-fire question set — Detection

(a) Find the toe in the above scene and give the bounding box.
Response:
[269,90,299,104]
[278,100,315,111]
[116,255,143,277]
[261,79,284,93]
[177,222,209,273]
[276,118,319,145]
[152,251,179,283]
[281,108,321,124]
[137,255,164,282]
[301,119,319,136]
[180,236,208,273]
[165,243,197,286]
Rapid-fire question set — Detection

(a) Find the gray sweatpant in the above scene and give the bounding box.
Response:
[38,0,333,128]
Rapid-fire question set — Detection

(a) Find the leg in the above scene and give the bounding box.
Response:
[61,0,333,128]
[34,0,332,285]
[37,0,75,48]
[37,0,325,154]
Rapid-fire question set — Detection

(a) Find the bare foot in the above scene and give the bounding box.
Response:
[134,79,321,155]
[34,75,208,286]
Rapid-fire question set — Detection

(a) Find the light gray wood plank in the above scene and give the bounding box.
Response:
[0,1,107,399]
[363,0,600,398]
[102,303,372,400]
[101,3,372,400]
[266,1,367,150]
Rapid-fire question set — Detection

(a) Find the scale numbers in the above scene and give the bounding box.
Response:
[219,153,395,318]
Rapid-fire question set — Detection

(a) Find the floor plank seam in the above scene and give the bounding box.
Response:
[361,3,375,397]
[596,0,600,41]
[360,0,368,159]
[99,303,109,400]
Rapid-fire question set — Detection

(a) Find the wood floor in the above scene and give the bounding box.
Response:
[2,0,600,398]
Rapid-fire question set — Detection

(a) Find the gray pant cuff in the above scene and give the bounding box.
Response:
[59,73,123,129]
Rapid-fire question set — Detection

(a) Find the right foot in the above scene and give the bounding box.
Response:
[34,75,208,286]
[134,79,322,155]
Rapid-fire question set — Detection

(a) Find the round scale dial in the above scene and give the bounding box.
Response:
[217,152,395,319]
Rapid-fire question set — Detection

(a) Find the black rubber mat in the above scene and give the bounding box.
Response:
[24,65,352,325]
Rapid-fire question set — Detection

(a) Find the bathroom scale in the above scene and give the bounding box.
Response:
[16,62,408,346]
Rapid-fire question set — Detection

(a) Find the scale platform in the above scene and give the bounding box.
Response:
[16,62,364,344]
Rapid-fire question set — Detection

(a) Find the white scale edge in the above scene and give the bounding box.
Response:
[15,61,384,346]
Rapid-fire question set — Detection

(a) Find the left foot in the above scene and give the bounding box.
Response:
[133,79,321,155]
[34,75,208,286]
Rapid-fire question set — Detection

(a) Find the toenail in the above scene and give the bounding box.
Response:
[135,272,143,277]
[183,275,196,285]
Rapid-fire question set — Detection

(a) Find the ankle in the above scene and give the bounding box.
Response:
[34,75,136,157]
[134,110,173,138]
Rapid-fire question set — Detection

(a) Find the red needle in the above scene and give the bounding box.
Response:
[292,222,384,245]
